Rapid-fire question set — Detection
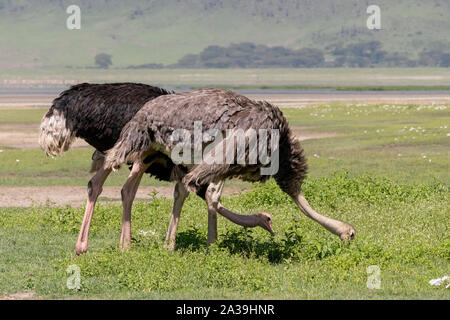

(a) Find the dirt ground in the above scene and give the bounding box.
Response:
[0,124,89,149]
[0,94,52,108]
[0,185,249,207]
[245,93,450,106]
[0,291,38,300]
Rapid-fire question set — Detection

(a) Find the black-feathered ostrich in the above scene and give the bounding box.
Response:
[39,83,272,255]
[104,88,356,249]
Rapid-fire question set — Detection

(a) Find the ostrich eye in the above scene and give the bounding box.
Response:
[267,217,271,222]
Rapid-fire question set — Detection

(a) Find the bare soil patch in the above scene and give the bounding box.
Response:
[0,94,53,109]
[292,128,337,141]
[0,185,248,207]
[0,124,88,149]
[0,291,38,300]
[246,93,450,106]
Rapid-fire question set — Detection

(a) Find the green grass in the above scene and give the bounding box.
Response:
[0,148,170,187]
[0,174,448,299]
[0,102,448,299]
[283,103,450,184]
[0,108,48,125]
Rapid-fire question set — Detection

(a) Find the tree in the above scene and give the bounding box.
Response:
[419,50,443,66]
[200,45,227,61]
[176,54,199,68]
[440,53,450,67]
[95,53,113,69]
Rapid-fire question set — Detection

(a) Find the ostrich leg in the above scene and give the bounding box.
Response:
[164,180,224,248]
[292,192,355,242]
[205,181,224,246]
[163,182,189,250]
[119,161,151,250]
[75,165,111,256]
[163,180,273,250]
[204,181,274,247]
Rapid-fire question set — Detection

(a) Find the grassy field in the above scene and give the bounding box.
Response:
[3,68,450,88]
[0,101,449,299]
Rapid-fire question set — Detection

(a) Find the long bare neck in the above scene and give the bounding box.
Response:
[216,203,258,228]
[294,193,346,236]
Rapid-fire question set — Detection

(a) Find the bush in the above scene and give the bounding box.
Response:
[94,53,113,69]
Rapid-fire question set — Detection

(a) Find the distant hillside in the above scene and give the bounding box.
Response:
[0,0,449,68]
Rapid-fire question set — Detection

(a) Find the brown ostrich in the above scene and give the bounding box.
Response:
[105,88,355,250]
[39,83,272,255]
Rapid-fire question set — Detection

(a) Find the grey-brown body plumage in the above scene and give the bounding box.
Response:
[106,89,308,197]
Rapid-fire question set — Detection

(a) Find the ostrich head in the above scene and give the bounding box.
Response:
[338,223,356,242]
[253,212,274,233]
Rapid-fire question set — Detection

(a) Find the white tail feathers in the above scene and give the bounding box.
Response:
[38,110,76,157]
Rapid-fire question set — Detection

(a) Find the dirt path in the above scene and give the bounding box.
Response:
[0,124,88,149]
[0,94,53,109]
[0,185,248,207]
[0,291,38,300]
[246,93,450,106]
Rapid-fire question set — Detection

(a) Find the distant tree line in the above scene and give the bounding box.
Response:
[329,41,450,68]
[171,42,325,68]
[97,41,450,69]
[169,41,450,68]
[126,63,165,69]
[419,50,450,67]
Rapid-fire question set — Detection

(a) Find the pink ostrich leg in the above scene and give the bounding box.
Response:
[164,182,189,250]
[119,161,151,250]
[75,166,111,256]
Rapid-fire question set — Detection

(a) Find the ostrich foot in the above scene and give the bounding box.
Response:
[163,240,175,251]
[119,242,131,251]
[119,232,131,251]
[75,242,88,256]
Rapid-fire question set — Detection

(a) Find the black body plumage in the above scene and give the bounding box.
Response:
[43,83,171,152]
[39,82,181,181]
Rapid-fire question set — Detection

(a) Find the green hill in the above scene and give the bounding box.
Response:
[0,0,449,68]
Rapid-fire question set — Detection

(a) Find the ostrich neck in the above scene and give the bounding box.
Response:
[294,193,344,236]
[216,203,258,228]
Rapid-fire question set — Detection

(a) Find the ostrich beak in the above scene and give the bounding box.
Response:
[264,221,274,234]
[257,213,274,234]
